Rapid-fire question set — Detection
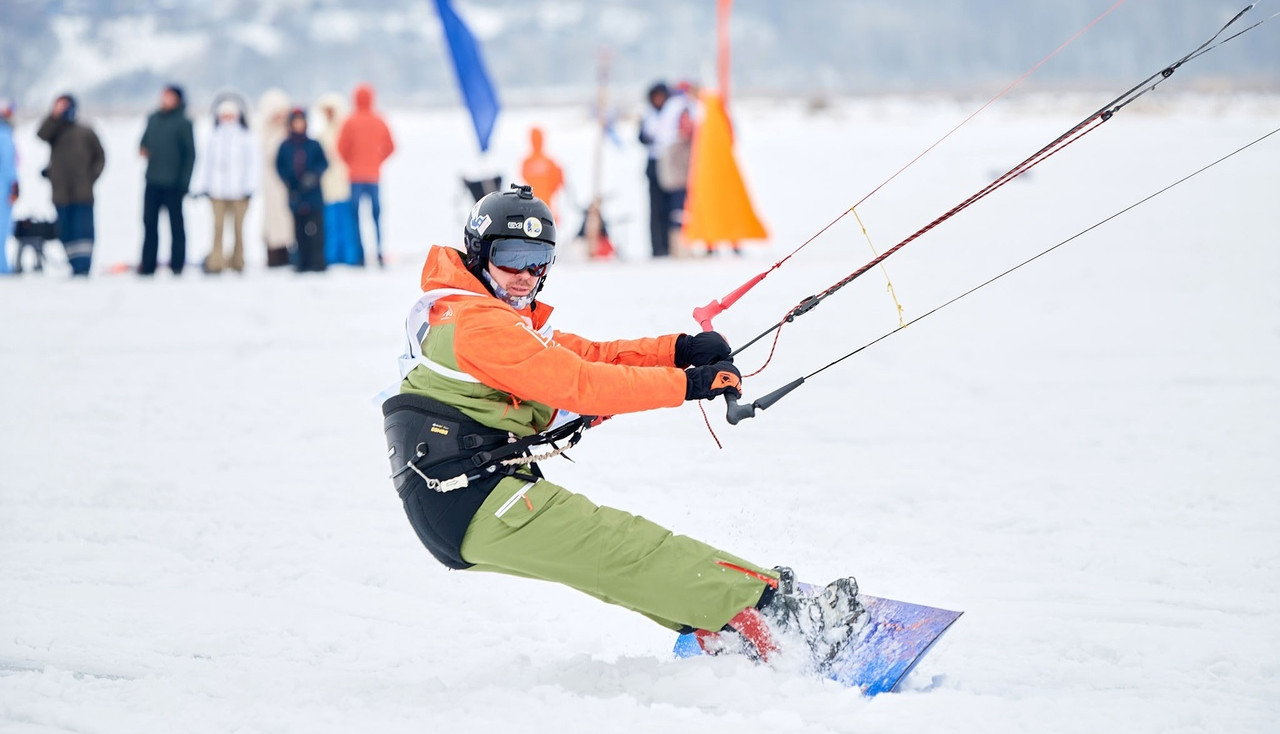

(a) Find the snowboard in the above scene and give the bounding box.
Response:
[674,589,962,695]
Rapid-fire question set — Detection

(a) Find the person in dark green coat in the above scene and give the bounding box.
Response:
[138,84,196,276]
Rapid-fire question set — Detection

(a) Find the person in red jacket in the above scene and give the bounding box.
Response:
[337,83,395,267]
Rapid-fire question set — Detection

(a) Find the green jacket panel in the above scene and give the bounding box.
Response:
[400,319,556,437]
[141,106,196,191]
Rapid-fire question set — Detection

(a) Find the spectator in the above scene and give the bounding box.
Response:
[275,108,328,273]
[316,92,361,266]
[638,82,670,258]
[138,83,196,276]
[337,83,395,267]
[193,96,258,274]
[654,81,696,258]
[520,126,565,222]
[257,88,295,268]
[0,98,16,274]
[36,94,105,276]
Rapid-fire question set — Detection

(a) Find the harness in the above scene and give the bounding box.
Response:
[382,393,589,496]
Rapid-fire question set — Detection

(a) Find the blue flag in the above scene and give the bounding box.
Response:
[433,0,500,152]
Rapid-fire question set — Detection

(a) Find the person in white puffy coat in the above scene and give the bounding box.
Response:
[193,97,259,273]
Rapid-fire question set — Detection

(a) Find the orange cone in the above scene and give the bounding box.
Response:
[682,90,767,246]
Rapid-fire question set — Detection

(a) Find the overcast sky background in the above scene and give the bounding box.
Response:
[2,0,1277,115]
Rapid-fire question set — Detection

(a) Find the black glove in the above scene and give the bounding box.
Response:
[685,361,742,401]
[675,331,732,368]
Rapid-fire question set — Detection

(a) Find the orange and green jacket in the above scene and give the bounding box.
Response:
[399,246,686,435]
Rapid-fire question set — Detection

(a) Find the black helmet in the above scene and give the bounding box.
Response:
[464,184,557,270]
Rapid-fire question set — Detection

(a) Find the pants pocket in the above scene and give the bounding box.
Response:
[489,477,554,529]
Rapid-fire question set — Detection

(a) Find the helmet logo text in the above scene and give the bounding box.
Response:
[470,214,492,236]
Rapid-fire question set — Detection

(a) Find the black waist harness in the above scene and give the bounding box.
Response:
[382,392,591,569]
[382,393,520,569]
[382,393,522,496]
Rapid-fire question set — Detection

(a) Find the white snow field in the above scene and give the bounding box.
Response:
[2,93,1278,734]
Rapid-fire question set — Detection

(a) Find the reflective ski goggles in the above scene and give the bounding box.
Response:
[489,239,555,277]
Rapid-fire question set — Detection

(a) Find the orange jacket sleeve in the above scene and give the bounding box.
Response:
[451,302,686,416]
[553,330,679,367]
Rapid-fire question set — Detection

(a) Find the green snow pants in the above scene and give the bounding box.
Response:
[459,475,776,632]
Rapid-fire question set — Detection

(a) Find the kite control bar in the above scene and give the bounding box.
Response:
[723,377,806,425]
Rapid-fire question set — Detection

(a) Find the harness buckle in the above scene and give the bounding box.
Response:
[437,474,470,492]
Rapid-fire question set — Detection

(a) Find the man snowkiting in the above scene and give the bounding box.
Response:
[383,185,865,671]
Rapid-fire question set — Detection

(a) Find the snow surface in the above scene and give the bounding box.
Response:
[2,94,1279,733]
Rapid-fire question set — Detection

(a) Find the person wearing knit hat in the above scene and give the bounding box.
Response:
[275,106,328,272]
[36,93,105,276]
[216,98,240,122]
[138,83,196,275]
[192,93,258,274]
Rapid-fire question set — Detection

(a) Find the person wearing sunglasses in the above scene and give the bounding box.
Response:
[382,185,864,670]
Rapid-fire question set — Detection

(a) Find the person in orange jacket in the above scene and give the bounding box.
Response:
[337,83,395,267]
[519,126,564,221]
[381,184,866,672]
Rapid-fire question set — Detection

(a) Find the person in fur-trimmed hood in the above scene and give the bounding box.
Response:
[192,95,259,273]
[257,88,295,267]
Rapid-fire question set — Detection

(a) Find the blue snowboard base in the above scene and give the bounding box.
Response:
[674,591,962,695]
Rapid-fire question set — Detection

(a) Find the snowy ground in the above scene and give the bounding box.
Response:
[2,93,1279,733]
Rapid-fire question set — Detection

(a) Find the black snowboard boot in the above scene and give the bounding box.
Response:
[760,566,867,670]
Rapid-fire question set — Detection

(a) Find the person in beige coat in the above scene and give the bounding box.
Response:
[257,88,294,267]
[316,93,361,266]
